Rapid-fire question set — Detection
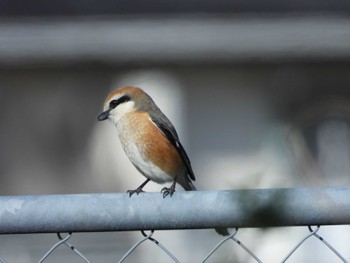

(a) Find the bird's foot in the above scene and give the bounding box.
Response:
[127,179,150,197]
[161,185,176,198]
[127,187,145,197]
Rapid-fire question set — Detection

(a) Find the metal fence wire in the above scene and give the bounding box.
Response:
[0,187,349,262]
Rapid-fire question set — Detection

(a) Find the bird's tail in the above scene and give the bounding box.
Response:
[178,176,196,191]
[185,180,196,191]
[215,227,230,236]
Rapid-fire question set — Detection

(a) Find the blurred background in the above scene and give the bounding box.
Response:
[1,1,350,262]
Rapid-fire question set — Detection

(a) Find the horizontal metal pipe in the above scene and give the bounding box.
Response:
[0,187,350,234]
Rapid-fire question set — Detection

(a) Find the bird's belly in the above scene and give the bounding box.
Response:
[122,140,174,183]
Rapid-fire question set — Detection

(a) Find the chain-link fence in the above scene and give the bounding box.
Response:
[0,187,349,262]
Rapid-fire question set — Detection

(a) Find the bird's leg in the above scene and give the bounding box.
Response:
[161,178,177,198]
[127,179,151,197]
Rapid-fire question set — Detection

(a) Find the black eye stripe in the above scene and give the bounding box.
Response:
[109,95,131,109]
[109,100,118,109]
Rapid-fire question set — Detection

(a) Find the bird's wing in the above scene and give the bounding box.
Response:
[149,113,196,181]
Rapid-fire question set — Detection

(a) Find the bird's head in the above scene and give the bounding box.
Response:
[97,86,155,125]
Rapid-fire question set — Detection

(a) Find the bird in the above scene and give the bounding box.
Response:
[97,86,229,236]
[97,86,196,198]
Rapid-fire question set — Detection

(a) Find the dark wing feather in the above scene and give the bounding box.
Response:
[149,113,196,181]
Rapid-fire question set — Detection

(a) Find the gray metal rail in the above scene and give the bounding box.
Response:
[0,187,349,234]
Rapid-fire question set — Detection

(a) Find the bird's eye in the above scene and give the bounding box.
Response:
[109,95,131,109]
[109,100,118,109]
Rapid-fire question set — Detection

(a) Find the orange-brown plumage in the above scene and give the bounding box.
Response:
[118,111,184,178]
[136,113,184,176]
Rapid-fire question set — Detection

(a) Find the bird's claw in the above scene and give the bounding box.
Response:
[127,188,145,197]
[161,187,175,198]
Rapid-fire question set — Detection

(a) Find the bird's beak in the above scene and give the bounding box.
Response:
[97,109,110,121]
